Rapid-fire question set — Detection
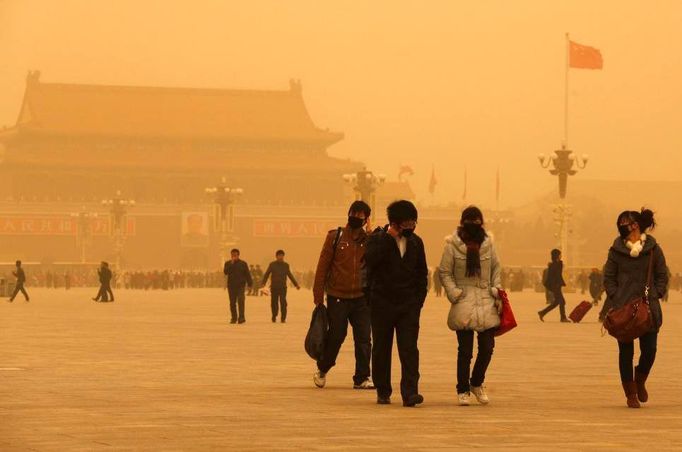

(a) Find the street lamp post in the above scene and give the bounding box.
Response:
[205,177,243,264]
[538,144,588,265]
[342,168,386,215]
[101,190,135,271]
[70,207,98,263]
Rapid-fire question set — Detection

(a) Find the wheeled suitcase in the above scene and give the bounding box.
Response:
[569,301,592,323]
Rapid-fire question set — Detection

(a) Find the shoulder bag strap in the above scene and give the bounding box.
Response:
[644,246,655,298]
[325,227,343,284]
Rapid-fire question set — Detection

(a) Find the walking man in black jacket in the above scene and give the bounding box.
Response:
[261,250,300,323]
[93,261,114,302]
[365,200,428,407]
[538,249,569,322]
[8,260,29,302]
[224,249,253,324]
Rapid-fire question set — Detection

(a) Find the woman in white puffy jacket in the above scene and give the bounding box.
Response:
[439,206,502,406]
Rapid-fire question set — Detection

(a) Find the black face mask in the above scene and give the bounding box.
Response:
[462,223,483,236]
[618,224,631,238]
[348,216,364,229]
[401,228,415,238]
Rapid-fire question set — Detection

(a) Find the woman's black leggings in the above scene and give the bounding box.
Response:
[456,328,496,393]
[618,330,657,381]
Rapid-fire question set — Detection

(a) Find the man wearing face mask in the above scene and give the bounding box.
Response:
[365,200,428,407]
[312,200,374,390]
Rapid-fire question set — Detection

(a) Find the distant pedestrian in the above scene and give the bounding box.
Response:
[261,250,300,323]
[439,206,502,406]
[8,260,29,302]
[93,262,114,302]
[600,209,668,408]
[577,271,589,295]
[224,249,253,324]
[588,268,603,305]
[248,265,257,295]
[538,249,569,322]
[254,265,264,296]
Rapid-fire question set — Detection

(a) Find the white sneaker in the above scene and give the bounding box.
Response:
[471,386,490,405]
[353,378,375,389]
[458,392,471,406]
[313,370,326,388]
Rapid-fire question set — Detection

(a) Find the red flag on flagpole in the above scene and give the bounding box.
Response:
[569,40,603,69]
[428,165,437,195]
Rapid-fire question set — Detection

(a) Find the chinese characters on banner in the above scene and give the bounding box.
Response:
[253,219,339,238]
[0,216,136,236]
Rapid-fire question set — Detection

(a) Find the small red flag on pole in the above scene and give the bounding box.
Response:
[569,41,603,69]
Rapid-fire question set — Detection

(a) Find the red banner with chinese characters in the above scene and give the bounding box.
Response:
[0,216,136,236]
[253,219,339,238]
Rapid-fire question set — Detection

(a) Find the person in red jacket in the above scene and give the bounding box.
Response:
[312,201,374,390]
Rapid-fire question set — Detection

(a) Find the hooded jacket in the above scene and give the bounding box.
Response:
[439,233,502,332]
[601,235,668,330]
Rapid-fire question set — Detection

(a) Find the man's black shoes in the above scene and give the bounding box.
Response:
[377,396,391,405]
[403,394,424,407]
[230,319,237,324]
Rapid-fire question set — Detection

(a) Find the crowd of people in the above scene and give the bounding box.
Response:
[2,200,674,410]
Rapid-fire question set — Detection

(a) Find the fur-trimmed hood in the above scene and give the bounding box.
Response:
[611,234,658,257]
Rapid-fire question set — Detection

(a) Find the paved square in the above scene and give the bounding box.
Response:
[2,288,681,450]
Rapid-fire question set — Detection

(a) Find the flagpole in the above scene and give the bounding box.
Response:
[564,32,570,148]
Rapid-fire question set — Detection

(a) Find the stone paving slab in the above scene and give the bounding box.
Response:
[1,288,681,450]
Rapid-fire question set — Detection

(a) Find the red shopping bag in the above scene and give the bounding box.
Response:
[495,289,517,337]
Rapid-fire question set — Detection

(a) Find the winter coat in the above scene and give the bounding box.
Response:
[364,226,428,306]
[313,226,367,304]
[543,261,566,292]
[439,233,502,332]
[601,235,668,331]
[589,271,603,299]
[262,261,299,290]
[224,260,253,289]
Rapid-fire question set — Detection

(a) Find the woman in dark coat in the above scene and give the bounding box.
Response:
[601,209,668,408]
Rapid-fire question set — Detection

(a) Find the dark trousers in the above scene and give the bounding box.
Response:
[228,286,246,321]
[10,283,29,301]
[95,284,114,301]
[618,330,657,381]
[270,287,288,321]
[371,302,421,401]
[539,289,567,319]
[317,296,371,385]
[456,328,496,393]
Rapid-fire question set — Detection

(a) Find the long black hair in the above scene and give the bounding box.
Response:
[616,208,656,233]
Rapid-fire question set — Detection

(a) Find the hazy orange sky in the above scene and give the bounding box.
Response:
[1,0,680,208]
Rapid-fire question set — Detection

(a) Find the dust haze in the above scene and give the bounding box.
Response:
[1,0,681,270]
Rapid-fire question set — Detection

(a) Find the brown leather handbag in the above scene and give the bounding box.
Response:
[603,250,655,342]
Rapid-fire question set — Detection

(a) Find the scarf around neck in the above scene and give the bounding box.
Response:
[458,227,486,278]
